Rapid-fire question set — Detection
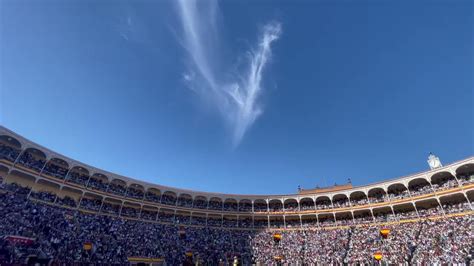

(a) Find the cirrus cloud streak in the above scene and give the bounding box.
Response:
[175,0,281,146]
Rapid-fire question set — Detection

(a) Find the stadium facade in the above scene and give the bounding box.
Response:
[0,125,472,229]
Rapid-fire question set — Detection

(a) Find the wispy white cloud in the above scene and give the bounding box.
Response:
[117,14,149,44]
[175,0,282,146]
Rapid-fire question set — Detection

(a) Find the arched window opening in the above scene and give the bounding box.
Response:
[177,194,193,208]
[17,148,46,173]
[43,158,69,180]
[387,183,409,200]
[193,196,208,209]
[126,184,145,200]
[0,135,22,163]
[269,199,283,212]
[315,196,331,210]
[208,197,223,210]
[300,198,315,211]
[253,200,268,212]
[145,188,161,203]
[368,188,387,204]
[87,174,109,192]
[350,191,368,206]
[408,178,432,196]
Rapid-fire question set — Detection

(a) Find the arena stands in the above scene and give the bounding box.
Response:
[0,127,473,264]
[0,183,472,265]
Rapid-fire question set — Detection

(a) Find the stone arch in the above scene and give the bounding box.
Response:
[301,214,317,227]
[393,203,417,219]
[127,183,145,200]
[87,173,109,192]
[208,197,223,210]
[108,179,127,196]
[238,199,252,212]
[368,187,387,203]
[207,214,223,227]
[335,211,353,225]
[439,193,470,213]
[353,209,373,224]
[18,147,47,172]
[318,213,335,227]
[372,206,393,222]
[268,199,283,212]
[42,157,69,179]
[269,215,284,228]
[431,171,457,190]
[253,199,268,212]
[6,170,37,189]
[408,177,432,196]
[101,197,122,215]
[161,191,177,205]
[223,198,238,211]
[57,186,81,207]
[414,199,441,217]
[79,192,103,212]
[175,211,191,224]
[0,135,22,149]
[0,135,22,162]
[387,183,409,200]
[177,193,193,207]
[30,179,60,203]
[299,197,315,210]
[332,193,350,208]
[349,191,368,206]
[285,215,301,228]
[315,196,332,210]
[193,195,208,209]
[141,205,159,221]
[223,215,238,227]
[284,198,299,211]
[145,188,161,203]
[158,208,175,222]
[238,215,253,228]
[254,216,268,228]
[467,190,474,203]
[455,163,474,184]
[190,212,207,226]
[67,166,90,186]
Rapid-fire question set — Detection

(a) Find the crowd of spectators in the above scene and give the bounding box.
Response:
[178,197,194,208]
[351,198,369,206]
[0,175,473,265]
[0,144,20,163]
[145,191,161,203]
[409,184,433,197]
[4,145,473,216]
[459,174,474,185]
[411,217,473,264]
[107,183,127,196]
[127,187,145,200]
[17,152,46,172]
[224,202,238,212]
[432,179,459,191]
[193,198,207,209]
[208,200,222,210]
[161,194,177,206]
[42,162,68,180]
[387,190,411,201]
[86,177,108,192]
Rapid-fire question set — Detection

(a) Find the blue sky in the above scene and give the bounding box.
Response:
[1,0,472,195]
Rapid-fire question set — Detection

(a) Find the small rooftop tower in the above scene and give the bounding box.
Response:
[427,153,442,170]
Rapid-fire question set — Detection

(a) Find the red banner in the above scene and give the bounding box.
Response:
[4,235,35,245]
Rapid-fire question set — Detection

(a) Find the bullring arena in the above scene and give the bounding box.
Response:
[0,125,472,265]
